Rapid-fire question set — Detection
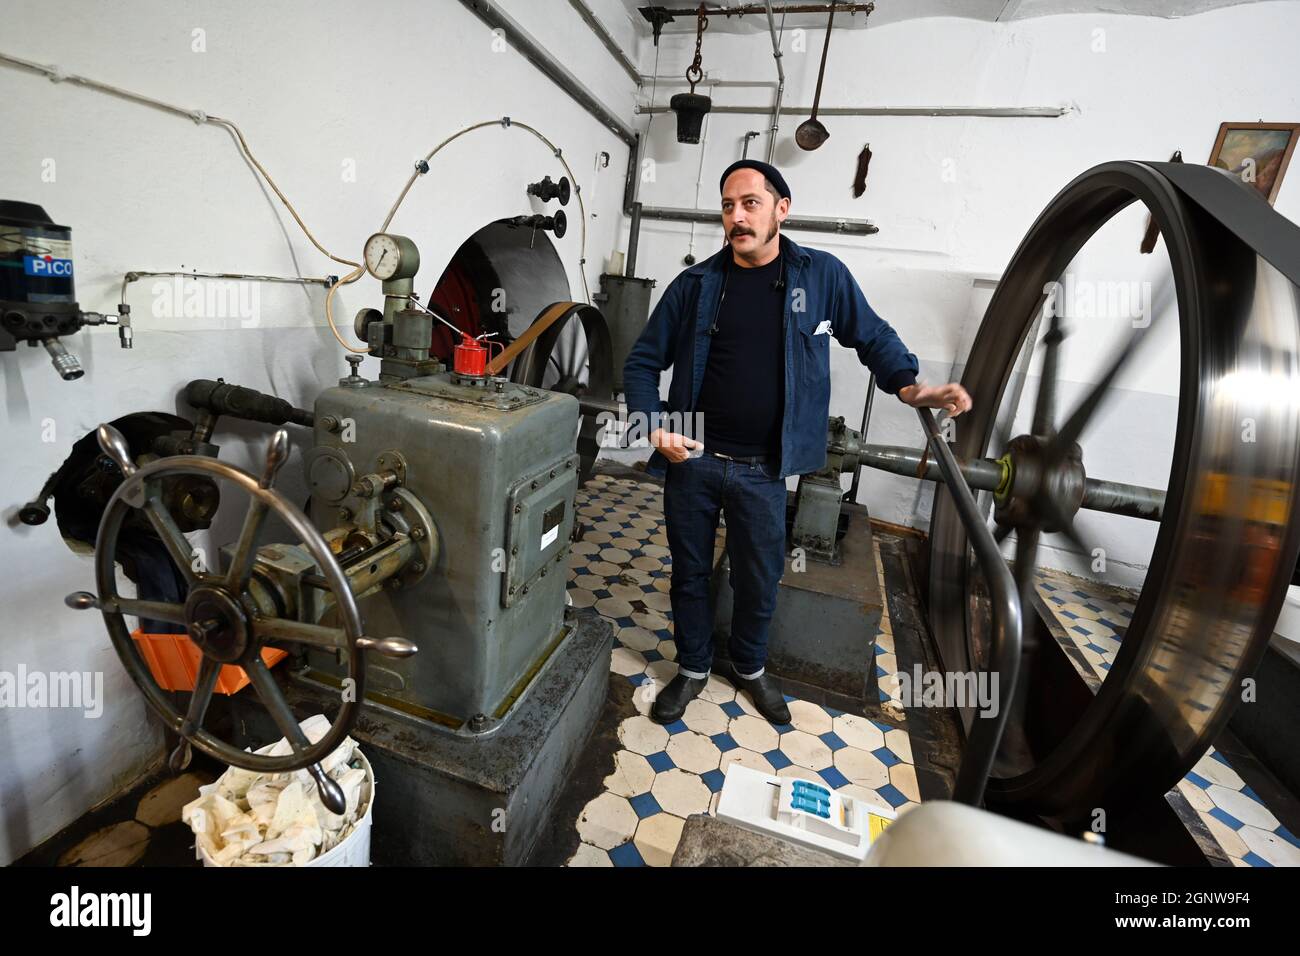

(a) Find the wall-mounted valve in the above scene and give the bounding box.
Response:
[504,210,567,239]
[527,175,570,206]
[18,471,60,526]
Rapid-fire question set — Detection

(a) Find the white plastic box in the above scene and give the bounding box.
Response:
[716,763,896,862]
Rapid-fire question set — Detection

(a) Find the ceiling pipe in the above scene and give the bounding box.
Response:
[641,73,775,87]
[762,0,786,163]
[568,0,642,87]
[458,0,637,147]
[458,0,878,243]
[456,0,641,226]
[643,2,875,21]
[638,103,1071,117]
[641,205,878,236]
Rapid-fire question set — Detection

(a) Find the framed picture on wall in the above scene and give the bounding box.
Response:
[1141,122,1299,252]
[1207,121,1300,205]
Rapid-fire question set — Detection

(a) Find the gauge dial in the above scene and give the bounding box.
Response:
[363,233,419,281]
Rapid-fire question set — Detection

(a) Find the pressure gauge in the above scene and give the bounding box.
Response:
[363,233,420,281]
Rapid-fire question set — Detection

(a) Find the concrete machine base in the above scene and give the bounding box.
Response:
[232,607,613,866]
[710,500,884,707]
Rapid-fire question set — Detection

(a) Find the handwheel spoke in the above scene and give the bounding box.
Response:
[253,616,350,650]
[141,492,198,586]
[244,655,311,753]
[224,499,269,592]
[180,656,222,736]
[244,655,347,814]
[115,598,189,626]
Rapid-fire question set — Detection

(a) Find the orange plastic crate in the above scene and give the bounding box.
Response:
[130,629,288,695]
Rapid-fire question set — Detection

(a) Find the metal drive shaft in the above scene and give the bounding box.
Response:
[859,442,1165,521]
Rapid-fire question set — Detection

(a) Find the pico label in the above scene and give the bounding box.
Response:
[24,254,74,278]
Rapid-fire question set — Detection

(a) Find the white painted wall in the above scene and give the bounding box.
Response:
[625,1,1300,587]
[0,0,639,864]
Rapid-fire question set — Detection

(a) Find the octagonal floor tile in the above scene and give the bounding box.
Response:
[604,749,656,798]
[618,714,670,756]
[575,792,638,850]
[651,769,712,817]
[666,731,722,774]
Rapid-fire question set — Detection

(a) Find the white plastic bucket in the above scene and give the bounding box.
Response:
[199,749,374,868]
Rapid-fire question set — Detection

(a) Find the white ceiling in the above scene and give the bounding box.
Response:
[622,0,1271,34]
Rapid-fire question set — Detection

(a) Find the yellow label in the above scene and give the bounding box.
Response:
[867,813,893,842]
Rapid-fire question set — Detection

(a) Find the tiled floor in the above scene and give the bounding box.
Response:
[565,472,919,867]
[563,471,1299,868]
[1035,567,1300,868]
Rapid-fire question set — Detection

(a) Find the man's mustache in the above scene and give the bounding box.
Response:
[729,227,755,238]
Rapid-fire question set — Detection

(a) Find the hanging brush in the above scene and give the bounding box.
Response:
[852,143,873,198]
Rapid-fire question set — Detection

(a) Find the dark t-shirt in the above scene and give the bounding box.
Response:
[695,254,785,458]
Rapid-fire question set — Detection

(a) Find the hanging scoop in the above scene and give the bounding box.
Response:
[795,4,837,151]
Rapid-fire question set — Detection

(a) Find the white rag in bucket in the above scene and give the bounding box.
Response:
[182,714,371,866]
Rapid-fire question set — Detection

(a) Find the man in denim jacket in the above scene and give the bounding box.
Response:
[623,160,971,725]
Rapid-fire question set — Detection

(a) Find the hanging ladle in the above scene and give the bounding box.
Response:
[796,3,837,151]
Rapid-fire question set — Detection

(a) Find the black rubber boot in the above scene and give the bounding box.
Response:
[651,672,708,724]
[730,667,791,725]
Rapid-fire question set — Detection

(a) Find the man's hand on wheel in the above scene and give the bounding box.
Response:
[651,428,704,463]
[898,381,973,417]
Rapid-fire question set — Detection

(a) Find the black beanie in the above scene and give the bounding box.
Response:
[719,159,791,201]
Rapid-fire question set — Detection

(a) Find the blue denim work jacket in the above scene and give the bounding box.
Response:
[622,234,919,479]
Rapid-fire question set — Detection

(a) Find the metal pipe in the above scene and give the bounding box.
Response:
[638,104,1070,118]
[638,204,878,236]
[623,134,641,215]
[860,442,1005,490]
[626,202,643,277]
[457,0,637,147]
[568,0,642,87]
[648,2,875,17]
[1080,477,1165,522]
[917,408,1022,807]
[456,0,643,216]
[121,270,333,304]
[762,0,786,163]
[861,440,1166,521]
[640,73,775,87]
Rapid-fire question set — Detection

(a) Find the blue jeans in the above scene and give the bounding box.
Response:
[662,453,788,677]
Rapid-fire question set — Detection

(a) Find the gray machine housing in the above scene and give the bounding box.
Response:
[305,370,580,728]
